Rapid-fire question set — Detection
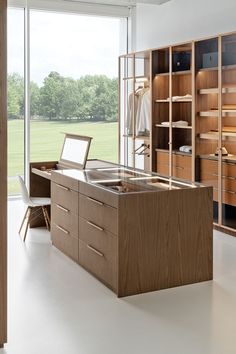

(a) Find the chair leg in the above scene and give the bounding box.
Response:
[42,207,50,231]
[19,207,29,235]
[44,207,51,230]
[23,208,31,242]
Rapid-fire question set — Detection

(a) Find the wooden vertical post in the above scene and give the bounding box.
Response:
[0,0,7,347]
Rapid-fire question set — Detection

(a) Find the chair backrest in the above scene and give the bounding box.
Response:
[18,176,32,206]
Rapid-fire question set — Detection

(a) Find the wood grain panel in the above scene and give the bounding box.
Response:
[173,166,192,180]
[79,216,117,290]
[173,154,192,168]
[51,203,79,238]
[79,181,118,208]
[79,193,118,235]
[79,239,117,291]
[51,223,79,263]
[117,187,213,297]
[0,0,7,345]
[51,182,79,214]
[51,170,79,192]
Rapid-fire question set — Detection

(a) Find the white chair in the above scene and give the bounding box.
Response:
[18,176,51,242]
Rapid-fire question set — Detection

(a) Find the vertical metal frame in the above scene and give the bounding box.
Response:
[24,5,30,189]
[191,41,196,183]
[149,49,153,172]
[169,46,173,177]
[132,53,135,167]
[218,35,223,226]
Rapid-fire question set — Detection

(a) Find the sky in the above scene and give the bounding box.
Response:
[8,8,122,86]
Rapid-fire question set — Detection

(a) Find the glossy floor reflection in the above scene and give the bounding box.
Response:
[2,200,236,354]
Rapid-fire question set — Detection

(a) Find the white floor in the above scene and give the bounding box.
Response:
[1,200,236,354]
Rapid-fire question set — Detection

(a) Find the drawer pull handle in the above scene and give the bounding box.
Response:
[56,184,70,191]
[56,204,69,213]
[175,166,184,170]
[56,224,69,235]
[87,196,104,206]
[87,245,104,257]
[87,221,104,232]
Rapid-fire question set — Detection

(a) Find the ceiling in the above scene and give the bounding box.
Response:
[63,0,171,6]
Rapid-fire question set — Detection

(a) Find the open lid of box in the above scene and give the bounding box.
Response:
[59,133,92,170]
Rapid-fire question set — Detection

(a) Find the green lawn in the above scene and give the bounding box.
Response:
[8,119,118,194]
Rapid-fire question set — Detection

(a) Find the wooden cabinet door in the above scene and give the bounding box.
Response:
[0,0,7,347]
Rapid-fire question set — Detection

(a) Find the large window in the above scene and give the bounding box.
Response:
[7,8,25,195]
[7,5,127,195]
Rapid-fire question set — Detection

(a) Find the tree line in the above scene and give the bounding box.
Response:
[8,71,118,122]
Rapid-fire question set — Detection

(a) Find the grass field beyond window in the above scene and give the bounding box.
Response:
[8,120,118,194]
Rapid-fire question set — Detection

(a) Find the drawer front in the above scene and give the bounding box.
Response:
[200,159,218,175]
[173,154,191,169]
[223,191,236,207]
[79,193,118,235]
[173,166,192,181]
[79,239,117,291]
[79,182,118,208]
[201,173,218,189]
[213,189,236,207]
[156,163,169,176]
[79,216,117,252]
[51,171,79,191]
[223,162,236,178]
[51,223,79,262]
[156,151,169,165]
[51,182,79,214]
[51,203,79,237]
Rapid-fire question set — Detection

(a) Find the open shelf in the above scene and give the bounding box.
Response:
[199,86,236,94]
[199,131,236,140]
[155,148,192,156]
[198,65,236,73]
[172,70,192,76]
[155,99,192,103]
[199,110,236,117]
[155,124,192,129]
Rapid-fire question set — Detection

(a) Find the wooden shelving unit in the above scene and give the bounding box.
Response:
[119,29,236,237]
[152,43,194,181]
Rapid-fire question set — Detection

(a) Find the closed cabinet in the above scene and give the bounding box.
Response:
[51,179,79,262]
[156,150,192,180]
[78,191,118,291]
[79,217,117,290]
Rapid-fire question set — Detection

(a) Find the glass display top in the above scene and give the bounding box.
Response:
[55,166,200,194]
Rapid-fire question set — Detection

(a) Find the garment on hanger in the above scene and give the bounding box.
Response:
[166,94,192,102]
[137,88,151,135]
[126,87,151,136]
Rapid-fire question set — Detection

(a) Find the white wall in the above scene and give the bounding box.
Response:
[135,0,236,51]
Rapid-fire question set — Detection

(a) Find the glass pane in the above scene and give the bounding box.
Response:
[195,38,219,223]
[152,48,170,175]
[221,33,236,229]
[30,11,124,164]
[172,43,192,181]
[7,8,25,195]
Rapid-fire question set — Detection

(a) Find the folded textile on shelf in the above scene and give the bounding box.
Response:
[179,145,192,153]
[166,94,192,102]
[161,120,188,127]
[161,121,170,126]
[172,120,189,127]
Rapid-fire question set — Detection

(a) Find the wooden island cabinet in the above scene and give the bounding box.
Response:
[49,166,213,297]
